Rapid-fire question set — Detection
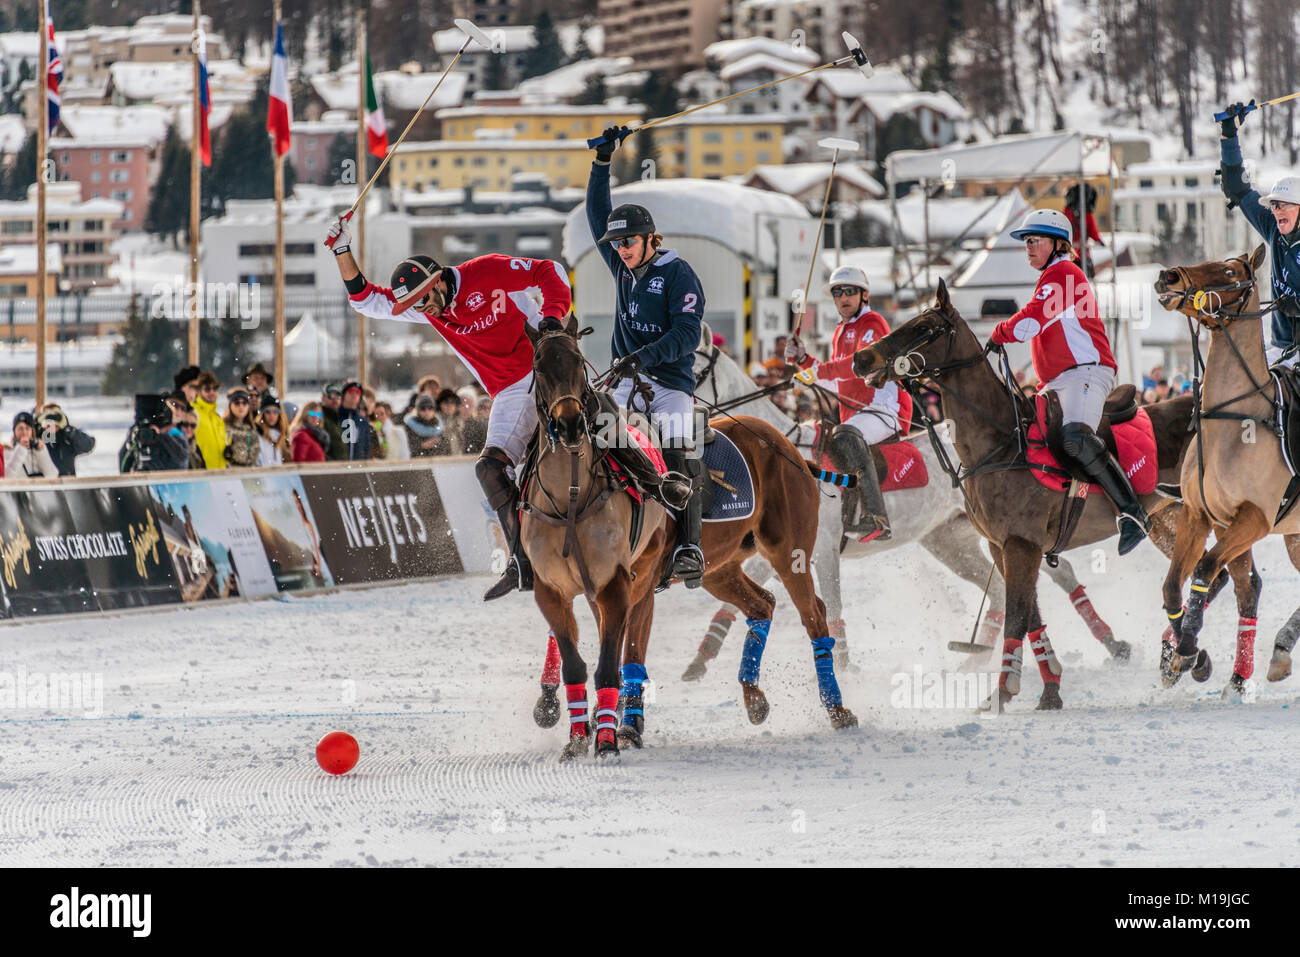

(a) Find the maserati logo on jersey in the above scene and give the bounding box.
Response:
[466,291,485,310]
[647,277,664,294]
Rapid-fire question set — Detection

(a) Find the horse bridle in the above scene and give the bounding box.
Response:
[1162,255,1261,326]
[533,330,599,453]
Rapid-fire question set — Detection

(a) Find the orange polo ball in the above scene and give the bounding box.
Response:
[315,731,360,775]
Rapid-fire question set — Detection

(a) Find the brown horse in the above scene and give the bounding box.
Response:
[849,279,1240,710]
[523,318,856,760]
[1153,248,1300,693]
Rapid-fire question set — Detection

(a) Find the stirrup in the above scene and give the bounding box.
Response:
[659,471,692,511]
[483,555,532,601]
[1116,512,1148,556]
[670,543,705,587]
[846,514,891,542]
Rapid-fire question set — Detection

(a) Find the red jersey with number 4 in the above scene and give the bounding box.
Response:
[990,255,1116,384]
[797,306,912,432]
[347,254,572,396]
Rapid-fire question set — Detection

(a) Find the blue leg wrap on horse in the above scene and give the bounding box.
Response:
[620,662,647,723]
[738,618,771,685]
[811,635,842,708]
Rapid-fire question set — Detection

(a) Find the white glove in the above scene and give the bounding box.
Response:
[785,335,807,364]
[325,214,352,254]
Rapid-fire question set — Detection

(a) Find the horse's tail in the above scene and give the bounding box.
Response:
[806,459,858,488]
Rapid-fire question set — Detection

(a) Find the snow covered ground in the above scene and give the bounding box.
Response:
[2,528,1299,867]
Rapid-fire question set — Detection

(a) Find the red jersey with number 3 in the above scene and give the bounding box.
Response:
[796,306,912,431]
[347,254,572,396]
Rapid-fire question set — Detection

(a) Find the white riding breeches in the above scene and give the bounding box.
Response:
[485,372,538,464]
[610,378,695,446]
[1043,363,1116,430]
[843,409,899,445]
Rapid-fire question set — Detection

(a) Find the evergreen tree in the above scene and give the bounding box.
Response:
[574,72,607,106]
[199,314,255,388]
[210,76,297,204]
[520,11,565,80]
[102,295,181,395]
[144,126,190,247]
[0,132,37,201]
[635,72,679,119]
[874,113,928,181]
[569,26,593,66]
[483,49,508,91]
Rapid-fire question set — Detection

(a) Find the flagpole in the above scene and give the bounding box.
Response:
[189,0,201,365]
[355,10,367,387]
[273,0,285,396]
[36,0,48,408]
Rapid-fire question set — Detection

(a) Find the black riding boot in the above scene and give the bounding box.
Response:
[828,424,890,541]
[477,454,534,601]
[663,447,705,587]
[1062,423,1150,556]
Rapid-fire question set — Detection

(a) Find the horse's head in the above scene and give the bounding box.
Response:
[526,315,592,452]
[1154,244,1265,331]
[851,279,974,385]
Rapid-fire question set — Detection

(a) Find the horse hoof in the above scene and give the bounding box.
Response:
[533,684,561,728]
[560,736,590,762]
[834,652,861,676]
[1105,638,1132,662]
[1268,648,1292,682]
[827,705,858,729]
[1191,650,1213,683]
[616,725,643,749]
[741,683,769,725]
[980,689,1015,713]
[1159,642,1182,687]
[1035,684,1064,711]
[681,656,708,682]
[1222,673,1248,701]
[596,737,620,758]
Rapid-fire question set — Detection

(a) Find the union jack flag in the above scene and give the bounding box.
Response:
[46,17,62,135]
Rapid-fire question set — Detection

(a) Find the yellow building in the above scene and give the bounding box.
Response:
[653,115,784,179]
[437,105,647,144]
[390,139,596,191]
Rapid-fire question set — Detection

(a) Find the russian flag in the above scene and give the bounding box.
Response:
[197,24,211,166]
[46,17,62,135]
[266,19,291,157]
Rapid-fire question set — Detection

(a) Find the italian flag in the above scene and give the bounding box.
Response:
[364,52,388,158]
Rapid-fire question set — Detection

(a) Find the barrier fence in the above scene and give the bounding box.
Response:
[0,458,498,621]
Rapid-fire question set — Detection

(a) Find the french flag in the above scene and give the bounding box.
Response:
[46,17,62,135]
[197,24,211,166]
[266,18,291,157]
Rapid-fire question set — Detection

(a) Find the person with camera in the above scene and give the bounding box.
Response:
[6,411,60,478]
[35,403,95,476]
[119,395,189,473]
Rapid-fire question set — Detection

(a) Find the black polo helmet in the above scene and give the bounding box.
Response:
[598,203,656,244]
[390,255,443,311]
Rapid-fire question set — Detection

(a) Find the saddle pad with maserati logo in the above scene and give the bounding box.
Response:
[701,430,755,522]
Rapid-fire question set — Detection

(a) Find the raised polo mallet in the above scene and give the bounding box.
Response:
[1213,91,1300,124]
[587,32,873,150]
[791,137,860,338]
[324,16,496,276]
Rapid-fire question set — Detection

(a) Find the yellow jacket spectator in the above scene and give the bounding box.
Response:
[193,371,228,469]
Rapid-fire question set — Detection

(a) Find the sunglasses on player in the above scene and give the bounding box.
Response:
[830,285,863,298]
[612,236,644,249]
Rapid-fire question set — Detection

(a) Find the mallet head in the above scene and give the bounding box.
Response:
[455,18,496,51]
[818,136,860,154]
[842,32,873,78]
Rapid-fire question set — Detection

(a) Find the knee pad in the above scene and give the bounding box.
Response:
[475,448,515,510]
[828,424,871,471]
[1060,423,1105,465]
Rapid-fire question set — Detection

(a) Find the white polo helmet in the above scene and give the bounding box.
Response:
[1010,207,1072,242]
[1262,175,1300,206]
[825,264,869,295]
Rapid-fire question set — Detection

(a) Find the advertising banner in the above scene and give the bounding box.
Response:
[241,474,334,591]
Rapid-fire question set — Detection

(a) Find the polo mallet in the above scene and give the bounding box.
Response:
[1213,91,1300,123]
[947,563,998,655]
[791,137,860,339]
[587,32,872,150]
[323,17,496,303]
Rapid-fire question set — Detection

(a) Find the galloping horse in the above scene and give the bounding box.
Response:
[681,324,1131,682]
[523,318,856,760]
[1153,247,1300,694]
[849,280,1218,710]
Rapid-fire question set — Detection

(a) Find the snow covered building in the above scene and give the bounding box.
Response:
[1112,159,1256,264]
[729,0,867,65]
[432,22,603,96]
[741,161,884,207]
[0,183,122,291]
[599,0,727,73]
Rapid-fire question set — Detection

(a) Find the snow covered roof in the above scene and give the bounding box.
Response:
[0,31,40,60]
[703,36,821,68]
[819,246,896,297]
[313,68,469,114]
[856,90,968,123]
[861,188,1031,245]
[806,65,915,103]
[432,23,602,57]
[516,57,635,100]
[0,243,62,275]
[58,105,172,146]
[400,138,591,152]
[563,178,811,267]
[719,52,819,84]
[1123,159,1222,178]
[108,59,251,103]
[0,114,26,154]
[437,103,646,119]
[887,130,1118,183]
[0,183,124,217]
[745,161,885,200]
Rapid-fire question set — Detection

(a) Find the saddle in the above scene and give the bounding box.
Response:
[1041,384,1139,482]
[1269,364,1300,523]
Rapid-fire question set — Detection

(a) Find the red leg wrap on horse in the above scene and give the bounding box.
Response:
[541,632,562,686]
[1069,585,1112,643]
[565,683,588,738]
[1161,625,1175,646]
[1235,617,1257,679]
[978,610,1006,647]
[594,688,619,746]
[701,609,737,657]
[999,637,1024,695]
[1027,625,1061,684]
